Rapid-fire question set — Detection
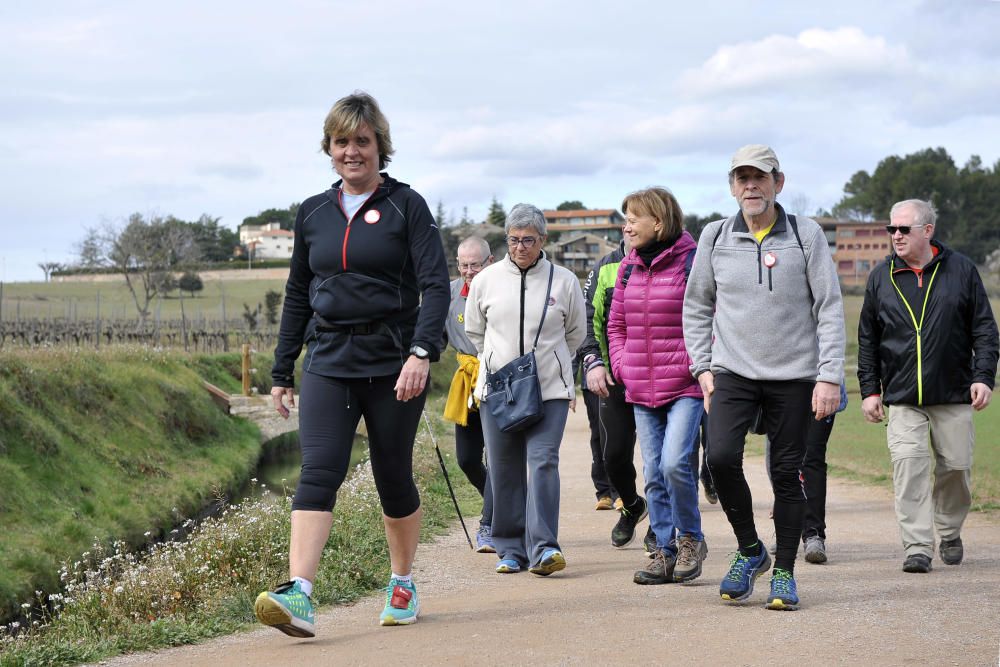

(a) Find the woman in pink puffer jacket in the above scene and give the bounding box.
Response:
[607,187,706,586]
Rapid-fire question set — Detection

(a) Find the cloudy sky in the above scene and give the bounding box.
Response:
[2,0,999,281]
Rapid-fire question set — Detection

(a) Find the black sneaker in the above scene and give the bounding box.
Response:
[939,537,963,565]
[611,497,648,548]
[643,526,657,559]
[702,479,718,505]
[902,553,932,573]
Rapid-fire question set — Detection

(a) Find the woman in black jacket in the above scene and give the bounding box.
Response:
[254,92,449,636]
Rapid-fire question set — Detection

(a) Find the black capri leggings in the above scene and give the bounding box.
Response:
[292,371,425,518]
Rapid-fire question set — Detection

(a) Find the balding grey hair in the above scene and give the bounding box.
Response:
[890,199,937,227]
[505,203,547,236]
[457,236,492,260]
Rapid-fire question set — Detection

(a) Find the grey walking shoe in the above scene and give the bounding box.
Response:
[804,536,828,564]
[673,535,708,582]
[939,537,963,565]
[633,550,676,585]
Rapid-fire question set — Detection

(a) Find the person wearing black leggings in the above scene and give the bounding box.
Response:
[581,240,649,551]
[683,144,845,611]
[255,92,450,636]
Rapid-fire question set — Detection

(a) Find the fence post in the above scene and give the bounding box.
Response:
[241,343,251,396]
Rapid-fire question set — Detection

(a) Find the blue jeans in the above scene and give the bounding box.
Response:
[634,397,704,552]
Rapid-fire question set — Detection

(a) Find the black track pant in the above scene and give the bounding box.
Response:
[293,372,424,518]
[455,410,494,525]
[583,388,616,499]
[599,383,639,506]
[802,414,834,540]
[707,372,812,572]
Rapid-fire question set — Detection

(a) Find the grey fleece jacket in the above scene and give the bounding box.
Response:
[682,204,845,385]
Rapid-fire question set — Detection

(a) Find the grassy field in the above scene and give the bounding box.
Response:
[0,277,287,323]
[742,293,1000,512]
[0,349,476,666]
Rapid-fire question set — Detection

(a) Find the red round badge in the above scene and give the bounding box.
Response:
[364,209,381,224]
[763,252,777,268]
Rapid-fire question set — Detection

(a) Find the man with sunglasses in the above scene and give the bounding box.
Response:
[442,236,496,553]
[858,199,998,574]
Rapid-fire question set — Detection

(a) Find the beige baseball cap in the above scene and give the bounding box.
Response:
[730,144,780,173]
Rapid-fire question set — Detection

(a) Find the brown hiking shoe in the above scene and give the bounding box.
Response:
[633,550,676,585]
[673,535,708,582]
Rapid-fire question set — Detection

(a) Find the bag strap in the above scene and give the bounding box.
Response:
[531,262,555,352]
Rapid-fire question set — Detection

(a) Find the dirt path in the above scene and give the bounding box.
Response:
[101,406,1000,666]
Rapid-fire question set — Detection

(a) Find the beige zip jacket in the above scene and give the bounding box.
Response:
[465,253,586,402]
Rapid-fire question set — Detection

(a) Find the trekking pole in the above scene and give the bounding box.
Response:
[421,410,474,550]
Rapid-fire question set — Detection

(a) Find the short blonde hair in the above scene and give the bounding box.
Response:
[621,187,684,242]
[321,92,394,169]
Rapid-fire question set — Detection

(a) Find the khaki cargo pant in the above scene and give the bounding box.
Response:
[886,404,974,559]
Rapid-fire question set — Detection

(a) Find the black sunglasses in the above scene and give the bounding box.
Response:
[884,224,926,235]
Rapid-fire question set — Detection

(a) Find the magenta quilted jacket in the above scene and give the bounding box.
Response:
[607,231,703,408]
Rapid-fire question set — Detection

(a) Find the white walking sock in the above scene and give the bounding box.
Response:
[391,572,412,585]
[292,576,313,597]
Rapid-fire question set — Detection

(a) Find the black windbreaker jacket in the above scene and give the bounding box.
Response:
[857,240,998,406]
[271,174,450,386]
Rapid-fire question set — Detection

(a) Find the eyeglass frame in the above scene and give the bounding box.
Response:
[505,235,540,248]
[885,224,928,235]
[456,260,486,271]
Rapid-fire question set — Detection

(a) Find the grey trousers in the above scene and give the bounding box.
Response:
[481,399,569,567]
[886,404,974,558]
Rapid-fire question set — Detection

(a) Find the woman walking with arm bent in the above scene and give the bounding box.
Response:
[606,187,706,585]
[464,204,586,576]
[254,92,450,637]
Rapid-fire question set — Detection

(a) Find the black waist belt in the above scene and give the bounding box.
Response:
[314,315,382,335]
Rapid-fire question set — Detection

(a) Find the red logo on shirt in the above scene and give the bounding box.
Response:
[364,209,381,224]
[763,252,777,268]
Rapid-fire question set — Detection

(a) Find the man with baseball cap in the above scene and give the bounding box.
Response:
[683,144,846,610]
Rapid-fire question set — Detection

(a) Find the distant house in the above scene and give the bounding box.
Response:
[547,233,617,276]
[240,222,294,260]
[543,209,625,243]
[541,209,624,275]
[814,218,891,287]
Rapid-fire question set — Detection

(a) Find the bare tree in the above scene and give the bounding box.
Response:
[37,262,62,282]
[94,213,200,325]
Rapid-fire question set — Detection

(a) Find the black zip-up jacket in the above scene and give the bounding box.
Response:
[858,240,998,406]
[271,174,450,387]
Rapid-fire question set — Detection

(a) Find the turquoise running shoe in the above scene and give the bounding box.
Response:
[765,568,799,610]
[379,578,419,626]
[254,580,315,638]
[719,547,771,602]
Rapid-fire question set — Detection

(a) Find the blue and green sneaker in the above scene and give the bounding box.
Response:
[254,580,315,638]
[765,568,799,610]
[379,577,419,626]
[719,547,771,602]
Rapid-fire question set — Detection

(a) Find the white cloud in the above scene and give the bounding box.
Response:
[677,27,909,98]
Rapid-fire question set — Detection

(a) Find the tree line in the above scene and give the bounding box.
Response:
[832,147,1000,263]
[61,146,1000,324]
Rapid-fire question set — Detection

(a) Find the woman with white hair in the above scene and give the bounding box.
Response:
[464,203,586,576]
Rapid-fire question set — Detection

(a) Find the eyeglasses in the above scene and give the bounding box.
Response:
[506,236,538,248]
[885,224,926,235]
[457,261,485,271]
